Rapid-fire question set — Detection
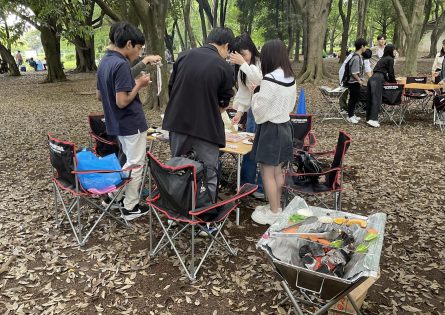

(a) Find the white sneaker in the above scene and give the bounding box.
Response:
[251,206,282,225]
[366,120,380,128]
[346,116,359,124]
[352,115,361,121]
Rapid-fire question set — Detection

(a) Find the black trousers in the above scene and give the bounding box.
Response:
[347,82,361,118]
[366,72,385,121]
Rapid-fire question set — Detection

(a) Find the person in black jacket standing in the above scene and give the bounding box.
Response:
[162,27,235,204]
[366,44,397,128]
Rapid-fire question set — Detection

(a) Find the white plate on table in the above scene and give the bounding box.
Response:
[242,139,253,145]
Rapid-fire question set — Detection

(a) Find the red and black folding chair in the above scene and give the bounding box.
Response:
[284,131,351,211]
[146,151,257,281]
[289,114,317,153]
[403,76,432,111]
[48,134,139,246]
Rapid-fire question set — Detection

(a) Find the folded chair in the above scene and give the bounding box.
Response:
[380,83,405,127]
[146,151,257,281]
[403,76,431,111]
[48,134,138,246]
[318,86,348,121]
[284,131,351,211]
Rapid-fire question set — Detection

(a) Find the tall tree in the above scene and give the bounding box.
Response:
[338,0,353,62]
[10,1,67,82]
[0,11,22,76]
[182,0,196,48]
[357,0,371,38]
[391,0,429,75]
[293,0,333,83]
[428,0,445,57]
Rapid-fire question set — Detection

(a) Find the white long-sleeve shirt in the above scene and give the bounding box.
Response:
[432,52,444,72]
[252,68,296,124]
[233,61,262,113]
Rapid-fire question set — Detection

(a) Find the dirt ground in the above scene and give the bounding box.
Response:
[0,58,444,315]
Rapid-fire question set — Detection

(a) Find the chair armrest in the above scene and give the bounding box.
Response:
[189,183,257,216]
[72,164,142,175]
[90,132,117,145]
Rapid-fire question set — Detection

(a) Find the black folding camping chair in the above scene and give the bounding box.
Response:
[284,131,351,211]
[146,151,257,281]
[88,112,122,159]
[380,83,405,126]
[48,134,139,245]
[403,76,432,111]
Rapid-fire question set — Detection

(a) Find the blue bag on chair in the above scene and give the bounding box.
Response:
[76,149,123,193]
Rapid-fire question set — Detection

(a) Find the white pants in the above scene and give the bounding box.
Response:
[117,131,147,210]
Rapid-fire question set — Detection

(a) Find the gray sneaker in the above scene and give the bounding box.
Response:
[251,206,282,225]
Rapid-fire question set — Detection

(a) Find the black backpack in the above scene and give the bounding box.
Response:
[293,152,322,185]
[165,151,216,211]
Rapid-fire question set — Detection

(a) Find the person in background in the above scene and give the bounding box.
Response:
[370,34,399,69]
[163,27,235,207]
[28,57,38,71]
[250,39,296,225]
[366,44,397,128]
[96,22,151,221]
[108,21,161,78]
[432,39,445,84]
[229,33,264,200]
[15,51,23,66]
[345,38,368,124]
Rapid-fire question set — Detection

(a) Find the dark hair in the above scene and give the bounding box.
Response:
[113,22,145,48]
[205,27,235,50]
[234,33,260,86]
[377,34,386,41]
[18,50,20,53]
[109,21,126,44]
[383,44,396,58]
[260,39,294,78]
[354,38,368,51]
[362,48,372,59]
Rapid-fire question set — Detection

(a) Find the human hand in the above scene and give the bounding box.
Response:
[229,52,246,66]
[143,55,162,65]
[136,73,151,88]
[231,111,243,124]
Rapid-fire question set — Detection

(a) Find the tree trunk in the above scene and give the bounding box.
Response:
[357,0,370,38]
[339,0,353,63]
[40,25,66,82]
[287,0,294,56]
[213,0,219,28]
[133,0,169,110]
[0,43,20,76]
[294,26,300,62]
[74,36,97,72]
[391,0,427,75]
[183,0,197,48]
[198,2,208,42]
[296,0,333,83]
[175,21,186,51]
[428,10,445,57]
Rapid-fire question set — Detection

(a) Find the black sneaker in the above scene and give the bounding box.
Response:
[121,204,149,221]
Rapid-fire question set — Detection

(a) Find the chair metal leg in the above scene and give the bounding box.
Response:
[190,224,196,280]
[281,281,304,315]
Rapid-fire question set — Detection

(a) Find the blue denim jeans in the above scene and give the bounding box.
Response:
[241,109,263,193]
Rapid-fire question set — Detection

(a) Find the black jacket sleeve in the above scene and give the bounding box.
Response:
[217,64,235,108]
[387,58,396,83]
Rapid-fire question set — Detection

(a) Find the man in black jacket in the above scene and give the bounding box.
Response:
[163,27,235,204]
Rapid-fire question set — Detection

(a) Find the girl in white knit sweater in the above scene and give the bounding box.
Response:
[229,34,264,199]
[250,39,297,226]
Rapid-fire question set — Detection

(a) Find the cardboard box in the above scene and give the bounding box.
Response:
[329,273,380,315]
